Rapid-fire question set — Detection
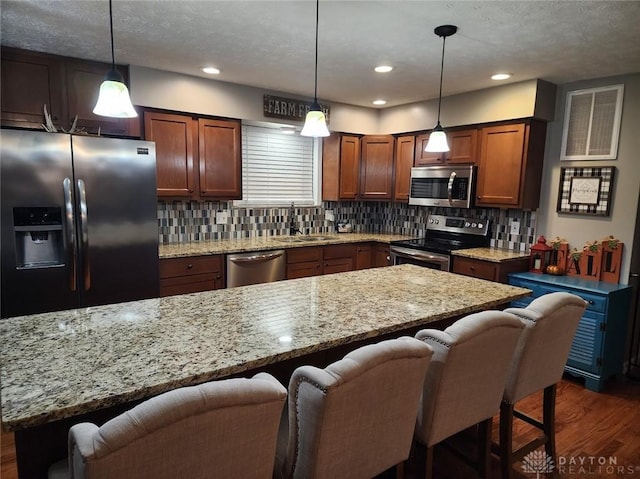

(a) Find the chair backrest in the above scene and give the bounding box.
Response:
[279,336,433,479]
[503,291,587,403]
[68,373,287,479]
[414,311,525,447]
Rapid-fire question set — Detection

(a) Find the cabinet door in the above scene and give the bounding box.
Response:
[359,135,394,200]
[322,134,341,201]
[287,261,322,279]
[447,129,478,164]
[476,123,525,207]
[144,111,197,198]
[566,309,605,374]
[452,257,497,281]
[198,118,242,199]
[1,47,66,129]
[324,257,354,274]
[339,135,360,199]
[355,243,372,270]
[394,135,415,201]
[65,59,137,136]
[414,133,443,165]
[373,244,391,267]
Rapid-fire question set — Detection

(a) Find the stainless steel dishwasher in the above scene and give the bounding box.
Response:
[226,250,286,288]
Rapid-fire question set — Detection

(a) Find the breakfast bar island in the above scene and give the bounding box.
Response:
[0,265,531,478]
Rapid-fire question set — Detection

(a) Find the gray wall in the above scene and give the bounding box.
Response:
[536,73,640,284]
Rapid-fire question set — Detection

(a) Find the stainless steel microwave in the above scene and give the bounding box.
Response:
[409,165,476,208]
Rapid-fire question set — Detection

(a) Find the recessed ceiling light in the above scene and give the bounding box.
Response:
[374,65,393,73]
[491,73,512,80]
[372,99,387,106]
[202,66,221,75]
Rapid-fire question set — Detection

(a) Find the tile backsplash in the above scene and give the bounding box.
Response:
[158,200,537,251]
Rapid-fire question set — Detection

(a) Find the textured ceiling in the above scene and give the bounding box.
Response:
[2,0,640,109]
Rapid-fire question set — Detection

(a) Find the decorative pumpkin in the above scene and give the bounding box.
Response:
[545,265,564,275]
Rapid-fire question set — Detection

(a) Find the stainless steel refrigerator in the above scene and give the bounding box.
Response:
[1,129,159,318]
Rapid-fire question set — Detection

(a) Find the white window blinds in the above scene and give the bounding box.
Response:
[238,124,318,206]
[561,85,624,161]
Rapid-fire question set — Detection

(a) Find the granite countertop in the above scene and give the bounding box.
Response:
[159,233,413,258]
[0,264,531,432]
[452,247,530,263]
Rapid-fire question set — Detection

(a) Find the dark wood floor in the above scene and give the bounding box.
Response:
[2,374,639,479]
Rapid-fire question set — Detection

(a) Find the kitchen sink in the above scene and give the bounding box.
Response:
[274,236,333,243]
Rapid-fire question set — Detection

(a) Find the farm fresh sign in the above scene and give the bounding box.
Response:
[263,95,330,123]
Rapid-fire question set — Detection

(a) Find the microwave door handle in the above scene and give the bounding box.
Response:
[447,171,457,205]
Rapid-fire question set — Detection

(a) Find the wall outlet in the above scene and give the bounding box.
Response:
[216,211,229,223]
[510,221,520,235]
[325,210,335,222]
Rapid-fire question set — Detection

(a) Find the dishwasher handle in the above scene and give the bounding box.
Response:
[228,252,284,264]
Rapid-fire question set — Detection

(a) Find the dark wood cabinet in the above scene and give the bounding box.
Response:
[394,135,415,202]
[1,47,138,136]
[160,255,224,297]
[143,110,241,200]
[340,135,361,199]
[359,135,395,200]
[286,247,323,279]
[355,243,372,270]
[144,111,197,198]
[198,118,242,199]
[373,244,391,267]
[476,121,546,209]
[324,244,356,274]
[414,128,478,166]
[452,256,529,284]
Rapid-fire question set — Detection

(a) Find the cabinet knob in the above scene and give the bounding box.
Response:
[477,196,482,200]
[187,263,193,269]
[470,266,476,271]
[216,274,221,279]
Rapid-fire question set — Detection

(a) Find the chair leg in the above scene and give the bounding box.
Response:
[500,400,514,479]
[543,384,557,461]
[425,446,434,479]
[477,418,492,478]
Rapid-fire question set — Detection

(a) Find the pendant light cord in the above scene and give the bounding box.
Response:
[109,0,116,70]
[313,0,319,102]
[436,34,446,124]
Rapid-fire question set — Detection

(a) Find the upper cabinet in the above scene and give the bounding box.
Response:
[143,110,241,200]
[1,47,139,137]
[414,128,478,166]
[394,135,415,202]
[476,120,546,209]
[359,135,395,200]
[322,134,360,201]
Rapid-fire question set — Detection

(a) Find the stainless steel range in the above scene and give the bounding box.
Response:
[390,214,490,271]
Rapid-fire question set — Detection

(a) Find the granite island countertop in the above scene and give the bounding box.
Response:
[159,233,413,258]
[0,264,531,432]
[453,247,530,263]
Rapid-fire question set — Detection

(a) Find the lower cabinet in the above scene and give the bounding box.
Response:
[355,244,372,270]
[373,244,391,267]
[508,272,632,392]
[160,255,224,297]
[286,247,323,279]
[452,256,529,283]
[323,244,356,274]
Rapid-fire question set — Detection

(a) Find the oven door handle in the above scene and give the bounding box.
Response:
[391,247,450,264]
[447,171,456,205]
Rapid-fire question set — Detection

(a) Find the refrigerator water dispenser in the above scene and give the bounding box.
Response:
[13,207,65,269]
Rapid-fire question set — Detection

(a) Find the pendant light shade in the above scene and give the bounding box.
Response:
[425,25,457,153]
[301,0,329,137]
[93,0,137,118]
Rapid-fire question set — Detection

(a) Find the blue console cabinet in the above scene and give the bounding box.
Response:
[508,272,632,392]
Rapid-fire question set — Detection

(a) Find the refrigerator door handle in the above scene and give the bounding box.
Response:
[77,179,91,291]
[63,178,77,291]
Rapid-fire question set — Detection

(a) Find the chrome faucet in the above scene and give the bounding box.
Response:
[289,202,301,235]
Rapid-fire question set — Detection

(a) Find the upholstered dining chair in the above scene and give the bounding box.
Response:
[499,291,587,479]
[414,310,525,479]
[274,336,433,479]
[48,373,287,479]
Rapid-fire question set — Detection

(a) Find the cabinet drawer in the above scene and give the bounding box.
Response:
[160,273,221,297]
[287,246,323,264]
[323,244,356,260]
[452,257,497,282]
[509,276,606,313]
[160,255,222,278]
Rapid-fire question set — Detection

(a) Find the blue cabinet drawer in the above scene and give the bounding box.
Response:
[508,276,606,313]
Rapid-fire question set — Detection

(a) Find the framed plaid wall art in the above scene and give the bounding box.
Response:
[556,166,615,216]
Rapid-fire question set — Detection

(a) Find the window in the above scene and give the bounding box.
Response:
[560,84,624,161]
[237,123,320,206]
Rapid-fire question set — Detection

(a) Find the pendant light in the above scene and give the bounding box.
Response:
[300,0,330,137]
[425,25,457,152]
[93,0,137,118]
